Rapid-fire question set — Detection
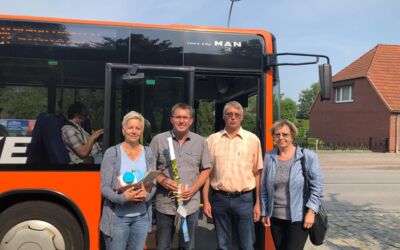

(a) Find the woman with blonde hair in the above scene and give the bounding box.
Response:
[100,111,156,250]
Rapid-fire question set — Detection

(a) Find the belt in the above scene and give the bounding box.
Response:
[212,188,253,197]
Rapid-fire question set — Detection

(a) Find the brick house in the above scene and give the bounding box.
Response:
[310,44,400,152]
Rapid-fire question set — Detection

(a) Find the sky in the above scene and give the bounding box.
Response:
[1,0,399,102]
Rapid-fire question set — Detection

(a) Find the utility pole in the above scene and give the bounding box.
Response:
[227,0,240,28]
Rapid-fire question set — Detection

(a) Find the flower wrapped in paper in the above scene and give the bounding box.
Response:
[167,137,189,242]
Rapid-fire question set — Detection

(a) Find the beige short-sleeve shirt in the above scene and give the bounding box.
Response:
[207,127,263,192]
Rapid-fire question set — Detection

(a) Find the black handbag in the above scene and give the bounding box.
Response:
[300,148,328,246]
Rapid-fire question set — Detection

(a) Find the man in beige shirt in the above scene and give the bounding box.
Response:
[203,101,263,250]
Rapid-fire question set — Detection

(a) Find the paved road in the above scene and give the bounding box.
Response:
[305,152,400,250]
[317,151,400,169]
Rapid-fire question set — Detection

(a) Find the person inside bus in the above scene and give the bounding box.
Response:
[61,102,103,164]
[203,101,263,250]
[260,119,323,250]
[100,111,156,250]
[149,103,212,250]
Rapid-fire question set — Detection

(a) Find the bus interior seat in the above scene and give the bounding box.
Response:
[27,113,71,164]
[0,124,8,137]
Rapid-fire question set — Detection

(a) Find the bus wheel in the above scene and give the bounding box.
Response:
[0,201,84,250]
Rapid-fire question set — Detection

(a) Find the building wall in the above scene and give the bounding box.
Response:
[310,78,391,150]
[389,114,400,153]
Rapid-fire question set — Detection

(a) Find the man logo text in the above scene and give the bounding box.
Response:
[214,41,242,47]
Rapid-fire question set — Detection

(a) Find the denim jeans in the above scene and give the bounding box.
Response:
[156,210,199,250]
[212,191,255,250]
[104,212,149,250]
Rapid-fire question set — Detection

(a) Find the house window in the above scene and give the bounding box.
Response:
[335,85,353,103]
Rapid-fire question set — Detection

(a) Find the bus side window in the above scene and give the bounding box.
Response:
[0,85,48,165]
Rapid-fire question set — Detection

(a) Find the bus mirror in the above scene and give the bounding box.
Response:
[319,64,332,101]
[264,53,332,100]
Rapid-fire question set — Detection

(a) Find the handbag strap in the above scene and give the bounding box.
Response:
[300,148,310,193]
[300,148,314,213]
[300,148,311,186]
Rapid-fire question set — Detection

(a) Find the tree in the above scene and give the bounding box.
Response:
[196,100,215,137]
[297,82,320,119]
[242,95,257,133]
[280,97,297,122]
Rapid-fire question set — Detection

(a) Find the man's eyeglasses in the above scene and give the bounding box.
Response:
[224,112,242,118]
[273,133,290,139]
[171,116,191,121]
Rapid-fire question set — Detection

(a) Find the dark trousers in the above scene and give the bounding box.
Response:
[156,210,199,250]
[270,217,309,250]
[211,191,255,250]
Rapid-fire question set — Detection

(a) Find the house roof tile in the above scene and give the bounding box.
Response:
[332,44,400,111]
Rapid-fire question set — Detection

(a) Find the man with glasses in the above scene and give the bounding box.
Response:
[150,103,212,250]
[203,101,263,250]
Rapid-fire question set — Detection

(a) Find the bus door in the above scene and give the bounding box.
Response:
[103,63,196,248]
[193,71,265,250]
[103,63,195,148]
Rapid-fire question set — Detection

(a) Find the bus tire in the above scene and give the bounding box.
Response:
[0,200,84,250]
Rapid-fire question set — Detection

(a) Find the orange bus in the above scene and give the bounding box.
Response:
[0,14,331,249]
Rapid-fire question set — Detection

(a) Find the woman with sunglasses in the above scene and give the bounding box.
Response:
[260,119,323,250]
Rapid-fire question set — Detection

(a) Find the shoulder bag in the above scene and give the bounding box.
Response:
[300,148,328,246]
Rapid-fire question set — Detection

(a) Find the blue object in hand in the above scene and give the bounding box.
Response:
[123,171,135,184]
